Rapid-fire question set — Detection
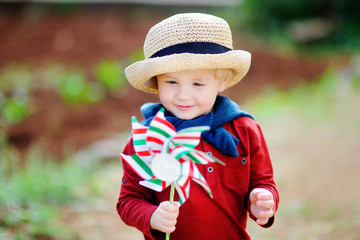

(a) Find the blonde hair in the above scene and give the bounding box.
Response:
[154,68,234,88]
[215,69,234,82]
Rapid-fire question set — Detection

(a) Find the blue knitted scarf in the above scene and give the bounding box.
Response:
[140,95,254,157]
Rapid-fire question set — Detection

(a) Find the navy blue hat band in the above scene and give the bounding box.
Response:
[150,42,231,58]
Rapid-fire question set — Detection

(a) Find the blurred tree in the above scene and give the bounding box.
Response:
[232,0,360,52]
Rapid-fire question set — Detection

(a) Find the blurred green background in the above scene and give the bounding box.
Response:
[0,1,359,239]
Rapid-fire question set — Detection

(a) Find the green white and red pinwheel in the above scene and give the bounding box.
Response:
[120,108,224,205]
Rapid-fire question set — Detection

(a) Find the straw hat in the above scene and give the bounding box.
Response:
[125,13,251,94]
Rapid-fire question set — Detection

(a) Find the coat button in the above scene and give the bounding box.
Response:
[241,158,247,164]
[207,166,214,173]
[207,151,212,156]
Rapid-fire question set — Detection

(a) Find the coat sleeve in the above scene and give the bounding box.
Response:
[116,138,158,239]
[239,118,280,228]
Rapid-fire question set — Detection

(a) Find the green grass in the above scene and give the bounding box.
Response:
[0,140,99,240]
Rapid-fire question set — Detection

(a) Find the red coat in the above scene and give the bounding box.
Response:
[117,116,279,240]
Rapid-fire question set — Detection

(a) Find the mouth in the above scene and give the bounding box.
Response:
[176,105,193,111]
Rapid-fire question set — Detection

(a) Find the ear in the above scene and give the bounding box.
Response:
[218,78,229,92]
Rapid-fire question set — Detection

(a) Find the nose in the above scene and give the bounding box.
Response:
[176,85,191,101]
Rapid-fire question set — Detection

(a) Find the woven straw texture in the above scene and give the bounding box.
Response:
[125,13,251,94]
[144,13,233,58]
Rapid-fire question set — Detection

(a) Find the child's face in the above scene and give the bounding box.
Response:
[157,69,228,120]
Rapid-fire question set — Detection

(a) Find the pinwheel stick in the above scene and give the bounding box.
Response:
[166,183,176,240]
[169,183,175,204]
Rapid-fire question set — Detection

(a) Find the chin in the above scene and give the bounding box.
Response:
[176,113,204,120]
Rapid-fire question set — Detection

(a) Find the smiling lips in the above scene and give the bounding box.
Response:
[176,105,193,111]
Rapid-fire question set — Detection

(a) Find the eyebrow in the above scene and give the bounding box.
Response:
[158,74,173,79]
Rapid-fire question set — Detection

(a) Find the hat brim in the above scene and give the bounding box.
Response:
[125,50,251,94]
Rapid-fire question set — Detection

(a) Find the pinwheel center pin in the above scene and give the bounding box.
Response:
[151,152,181,182]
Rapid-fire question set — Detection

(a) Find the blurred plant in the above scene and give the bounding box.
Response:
[222,0,360,54]
[0,92,33,126]
[0,141,97,239]
[128,49,145,65]
[57,68,105,105]
[38,62,66,90]
[0,64,34,94]
[0,56,133,125]
[94,59,127,96]
[53,2,81,15]
[0,65,35,127]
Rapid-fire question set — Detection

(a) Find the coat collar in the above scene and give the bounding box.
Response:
[140,95,254,157]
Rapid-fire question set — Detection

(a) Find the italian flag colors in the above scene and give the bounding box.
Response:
[120,108,224,205]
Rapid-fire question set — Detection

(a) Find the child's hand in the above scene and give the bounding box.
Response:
[150,201,180,233]
[250,188,275,226]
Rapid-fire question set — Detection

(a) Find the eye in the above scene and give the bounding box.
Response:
[193,82,204,87]
[166,80,177,85]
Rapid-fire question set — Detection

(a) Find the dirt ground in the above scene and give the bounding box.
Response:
[0,3,330,157]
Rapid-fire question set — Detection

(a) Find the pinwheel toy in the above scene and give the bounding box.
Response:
[120,108,224,239]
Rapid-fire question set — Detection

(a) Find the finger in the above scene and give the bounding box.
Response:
[257,191,273,201]
[158,223,176,234]
[160,210,179,221]
[158,203,179,220]
[256,199,275,209]
[249,188,263,202]
[173,201,181,208]
[160,201,179,213]
[164,225,176,234]
[157,217,177,233]
[159,218,177,227]
[256,209,274,220]
[159,201,171,210]
[154,214,177,230]
[256,217,269,226]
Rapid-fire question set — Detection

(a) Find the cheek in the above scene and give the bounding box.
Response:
[158,92,167,103]
[158,87,174,104]
[197,92,217,108]
[158,84,167,96]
